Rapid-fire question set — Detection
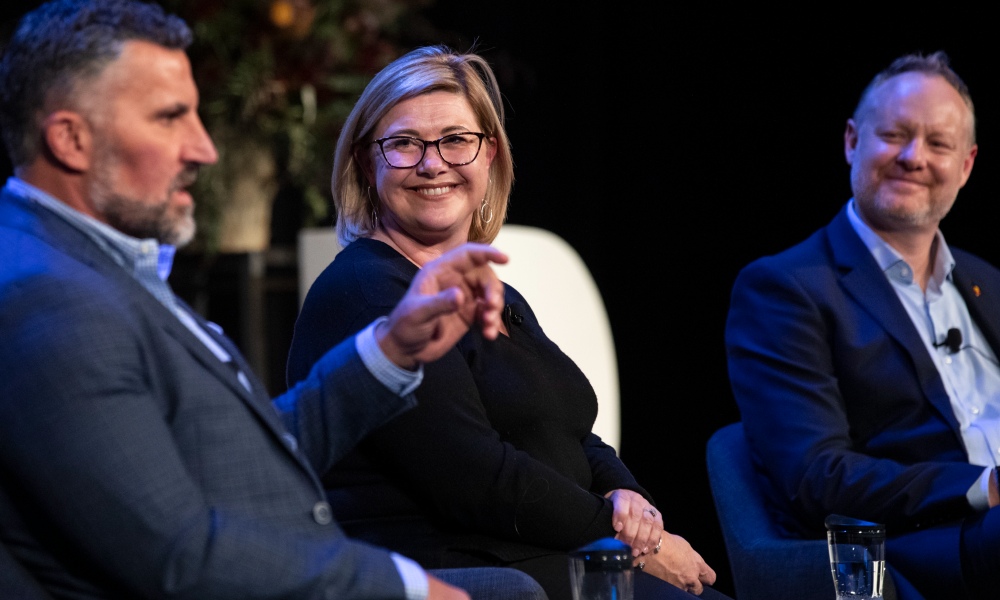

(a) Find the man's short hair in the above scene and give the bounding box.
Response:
[0,0,192,167]
[852,51,976,144]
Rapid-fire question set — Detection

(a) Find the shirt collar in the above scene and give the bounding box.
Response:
[5,176,176,281]
[846,197,955,289]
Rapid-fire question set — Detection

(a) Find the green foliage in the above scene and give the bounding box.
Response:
[158,0,431,251]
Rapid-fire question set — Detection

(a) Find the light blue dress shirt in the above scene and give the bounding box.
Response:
[847,199,1000,509]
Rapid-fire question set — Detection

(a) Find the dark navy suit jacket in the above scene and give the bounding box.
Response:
[0,187,417,598]
[725,204,1000,595]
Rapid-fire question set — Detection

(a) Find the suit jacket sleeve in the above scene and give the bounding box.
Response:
[274,331,418,478]
[0,248,411,599]
[583,432,646,501]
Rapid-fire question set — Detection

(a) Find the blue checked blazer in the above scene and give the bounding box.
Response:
[0,187,418,599]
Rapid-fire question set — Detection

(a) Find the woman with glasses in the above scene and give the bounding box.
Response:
[286,45,729,600]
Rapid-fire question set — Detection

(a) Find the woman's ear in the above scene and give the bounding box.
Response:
[485,136,497,166]
[355,147,376,186]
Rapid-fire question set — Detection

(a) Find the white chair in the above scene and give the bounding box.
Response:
[297,224,621,451]
[297,227,343,306]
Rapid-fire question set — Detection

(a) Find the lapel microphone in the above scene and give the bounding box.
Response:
[933,328,963,354]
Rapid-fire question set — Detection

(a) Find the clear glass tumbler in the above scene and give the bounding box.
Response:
[569,537,634,600]
[825,514,885,599]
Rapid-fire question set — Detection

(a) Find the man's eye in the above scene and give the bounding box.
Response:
[157,106,188,124]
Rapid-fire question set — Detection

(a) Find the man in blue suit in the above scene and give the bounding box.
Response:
[726,51,1000,599]
[0,1,547,599]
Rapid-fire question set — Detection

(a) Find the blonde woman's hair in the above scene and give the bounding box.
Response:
[332,44,514,247]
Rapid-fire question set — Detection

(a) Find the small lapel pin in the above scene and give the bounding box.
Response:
[973,284,982,297]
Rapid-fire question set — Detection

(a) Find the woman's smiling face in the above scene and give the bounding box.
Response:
[367,90,495,250]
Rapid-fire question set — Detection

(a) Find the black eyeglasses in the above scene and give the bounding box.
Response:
[371,132,486,169]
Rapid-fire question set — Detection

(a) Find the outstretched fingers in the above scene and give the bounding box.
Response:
[379,243,508,368]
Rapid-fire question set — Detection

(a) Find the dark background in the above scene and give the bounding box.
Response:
[4,2,1000,597]
[399,7,1000,597]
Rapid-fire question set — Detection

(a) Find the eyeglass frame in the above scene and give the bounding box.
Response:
[369,132,488,169]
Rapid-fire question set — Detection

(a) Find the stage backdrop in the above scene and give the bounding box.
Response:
[3,2,998,596]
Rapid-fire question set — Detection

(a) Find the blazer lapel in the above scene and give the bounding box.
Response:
[3,190,300,455]
[170,299,272,400]
[826,207,961,433]
[161,299,297,444]
[953,261,1000,358]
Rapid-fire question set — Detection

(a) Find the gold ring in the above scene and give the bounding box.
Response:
[654,536,662,554]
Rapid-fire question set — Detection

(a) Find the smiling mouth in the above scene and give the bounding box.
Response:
[887,177,927,188]
[415,185,454,196]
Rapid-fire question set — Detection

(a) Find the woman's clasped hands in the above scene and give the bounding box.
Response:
[605,489,717,595]
[606,489,662,556]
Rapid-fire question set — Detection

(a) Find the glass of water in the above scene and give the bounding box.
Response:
[825,514,885,599]
[569,537,634,600]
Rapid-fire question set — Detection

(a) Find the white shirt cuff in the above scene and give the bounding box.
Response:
[355,317,423,396]
[391,552,429,600]
[966,466,993,510]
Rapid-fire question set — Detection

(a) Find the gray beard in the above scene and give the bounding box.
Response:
[93,190,196,247]
[88,157,199,247]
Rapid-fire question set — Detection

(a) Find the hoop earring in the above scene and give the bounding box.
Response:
[367,186,379,230]
[479,197,493,224]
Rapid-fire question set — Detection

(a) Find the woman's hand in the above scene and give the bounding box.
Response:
[633,533,717,596]
[605,489,663,556]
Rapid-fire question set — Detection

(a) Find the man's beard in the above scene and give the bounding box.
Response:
[90,165,199,247]
[850,166,954,232]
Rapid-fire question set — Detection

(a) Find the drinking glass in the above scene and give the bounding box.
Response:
[825,514,885,599]
[569,537,634,600]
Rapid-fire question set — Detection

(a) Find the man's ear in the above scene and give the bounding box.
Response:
[41,110,91,172]
[844,118,859,166]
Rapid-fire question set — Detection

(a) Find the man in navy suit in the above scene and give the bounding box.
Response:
[726,51,1000,599]
[0,1,548,599]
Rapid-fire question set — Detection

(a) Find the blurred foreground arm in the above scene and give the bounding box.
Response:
[377,242,508,369]
[426,574,472,600]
